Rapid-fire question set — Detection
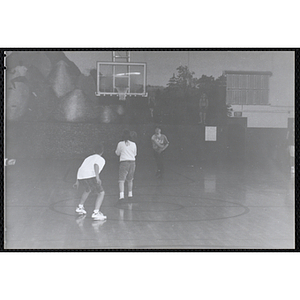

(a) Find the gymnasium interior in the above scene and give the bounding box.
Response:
[4,50,295,250]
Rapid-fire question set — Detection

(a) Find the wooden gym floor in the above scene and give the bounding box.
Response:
[4,157,295,250]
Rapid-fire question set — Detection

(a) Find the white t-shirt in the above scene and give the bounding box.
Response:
[115,140,137,161]
[77,154,105,179]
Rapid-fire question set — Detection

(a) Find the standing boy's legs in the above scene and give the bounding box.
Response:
[127,180,133,197]
[119,181,125,199]
[127,162,136,197]
[119,162,130,199]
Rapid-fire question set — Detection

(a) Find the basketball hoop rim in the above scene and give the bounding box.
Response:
[116,86,129,101]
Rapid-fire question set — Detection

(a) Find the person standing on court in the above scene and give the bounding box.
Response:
[151,128,169,178]
[286,124,295,174]
[199,92,209,124]
[74,143,107,221]
[115,129,137,200]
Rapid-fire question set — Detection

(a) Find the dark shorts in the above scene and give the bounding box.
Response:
[80,177,104,193]
[119,161,136,182]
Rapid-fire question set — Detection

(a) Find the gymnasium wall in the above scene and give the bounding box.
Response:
[6,121,226,162]
[6,120,289,170]
[245,128,289,170]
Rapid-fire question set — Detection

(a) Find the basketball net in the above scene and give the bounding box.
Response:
[116,87,129,101]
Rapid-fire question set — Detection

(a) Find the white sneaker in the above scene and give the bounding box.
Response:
[291,166,295,174]
[76,206,86,214]
[92,211,107,221]
[128,191,133,198]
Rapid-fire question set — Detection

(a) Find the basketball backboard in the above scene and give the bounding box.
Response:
[95,62,148,99]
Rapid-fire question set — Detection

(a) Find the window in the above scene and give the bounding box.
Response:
[224,71,272,105]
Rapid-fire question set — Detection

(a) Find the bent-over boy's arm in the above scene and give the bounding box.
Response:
[73,179,79,189]
[73,169,79,189]
[94,164,100,183]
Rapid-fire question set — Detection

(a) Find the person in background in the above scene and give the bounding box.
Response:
[286,124,295,174]
[148,95,156,119]
[199,92,209,124]
[115,130,137,200]
[151,128,169,178]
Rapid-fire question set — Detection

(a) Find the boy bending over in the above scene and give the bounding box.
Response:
[74,144,106,221]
